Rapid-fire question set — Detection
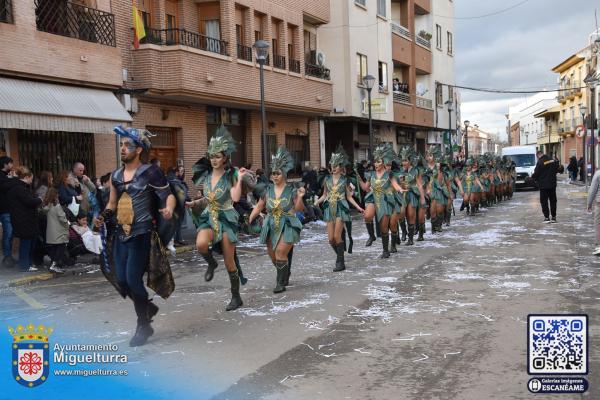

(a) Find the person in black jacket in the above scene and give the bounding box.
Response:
[0,156,16,267]
[531,151,559,223]
[7,166,43,271]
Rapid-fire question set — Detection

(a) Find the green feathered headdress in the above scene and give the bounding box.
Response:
[398,146,414,162]
[270,146,295,176]
[427,145,442,161]
[372,143,397,165]
[207,124,237,156]
[329,144,349,167]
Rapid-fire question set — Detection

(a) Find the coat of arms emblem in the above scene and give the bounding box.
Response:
[9,324,52,388]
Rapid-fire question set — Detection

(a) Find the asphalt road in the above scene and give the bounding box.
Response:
[1,181,598,400]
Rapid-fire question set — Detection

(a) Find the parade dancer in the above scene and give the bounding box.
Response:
[358,143,405,258]
[456,159,484,216]
[397,147,425,245]
[191,126,249,311]
[314,146,364,271]
[389,160,406,252]
[442,155,456,227]
[413,153,428,241]
[95,126,179,347]
[248,147,305,292]
[424,147,448,233]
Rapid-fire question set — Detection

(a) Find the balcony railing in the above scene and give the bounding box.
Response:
[289,58,301,73]
[305,63,331,80]
[415,35,431,49]
[0,0,12,23]
[393,92,411,105]
[237,44,252,62]
[416,96,433,109]
[34,0,116,46]
[391,21,411,39]
[141,28,228,56]
[274,54,286,70]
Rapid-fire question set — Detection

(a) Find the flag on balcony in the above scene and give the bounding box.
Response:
[132,4,146,49]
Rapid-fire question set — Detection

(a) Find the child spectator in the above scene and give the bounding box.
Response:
[44,187,68,273]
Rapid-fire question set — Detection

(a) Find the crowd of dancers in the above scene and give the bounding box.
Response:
[98,125,517,346]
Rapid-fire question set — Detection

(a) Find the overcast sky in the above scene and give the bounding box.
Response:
[454,0,599,140]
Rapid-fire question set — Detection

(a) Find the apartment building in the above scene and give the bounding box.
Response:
[125,0,333,176]
[320,0,453,162]
[0,0,333,179]
[507,92,557,148]
[0,0,132,178]
[430,0,456,148]
[465,124,497,157]
[552,51,588,163]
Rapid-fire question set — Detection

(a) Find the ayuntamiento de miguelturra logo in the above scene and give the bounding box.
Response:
[9,324,52,388]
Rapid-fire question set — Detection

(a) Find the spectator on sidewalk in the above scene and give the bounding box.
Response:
[58,170,81,207]
[43,187,68,273]
[0,156,16,267]
[34,171,53,200]
[567,156,578,183]
[587,169,600,256]
[531,151,559,223]
[578,157,585,182]
[7,166,42,272]
[71,162,98,221]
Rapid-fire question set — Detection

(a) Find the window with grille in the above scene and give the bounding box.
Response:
[18,130,96,179]
[0,0,13,23]
[447,31,453,55]
[267,134,278,158]
[436,24,442,50]
[357,53,368,85]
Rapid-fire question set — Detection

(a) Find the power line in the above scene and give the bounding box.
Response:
[434,0,532,20]
[318,0,532,28]
[446,83,587,94]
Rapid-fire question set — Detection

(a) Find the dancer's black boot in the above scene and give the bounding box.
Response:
[390,232,399,253]
[225,270,243,311]
[400,219,407,242]
[273,261,288,293]
[379,234,390,259]
[365,222,376,246]
[234,251,248,285]
[417,223,425,241]
[345,221,354,254]
[333,243,346,272]
[444,208,451,226]
[460,200,466,211]
[130,296,155,347]
[200,251,218,282]
[406,224,415,246]
[284,247,293,286]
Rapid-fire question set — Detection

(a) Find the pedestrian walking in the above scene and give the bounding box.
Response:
[0,156,16,267]
[43,187,68,273]
[94,126,179,347]
[7,166,42,271]
[586,169,600,255]
[578,157,585,182]
[531,151,559,223]
[567,156,578,183]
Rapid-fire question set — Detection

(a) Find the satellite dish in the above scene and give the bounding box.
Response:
[317,52,325,66]
[416,83,427,96]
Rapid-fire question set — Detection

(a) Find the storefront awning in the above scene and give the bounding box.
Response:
[0,77,132,134]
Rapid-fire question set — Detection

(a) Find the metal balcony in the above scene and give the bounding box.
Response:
[34,0,116,46]
[142,28,228,56]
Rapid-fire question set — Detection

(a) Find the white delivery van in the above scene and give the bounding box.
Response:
[501,145,538,189]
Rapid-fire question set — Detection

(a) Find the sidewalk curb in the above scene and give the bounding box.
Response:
[1,245,198,290]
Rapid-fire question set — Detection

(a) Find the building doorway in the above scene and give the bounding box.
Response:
[147,126,178,172]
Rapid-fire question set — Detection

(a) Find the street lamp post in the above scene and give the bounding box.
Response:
[581,105,588,186]
[253,40,270,173]
[584,75,598,178]
[464,120,470,159]
[445,99,453,156]
[363,74,376,160]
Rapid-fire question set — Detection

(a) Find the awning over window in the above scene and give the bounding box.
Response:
[0,77,132,134]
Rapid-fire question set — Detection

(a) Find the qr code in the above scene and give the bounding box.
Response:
[528,315,587,374]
